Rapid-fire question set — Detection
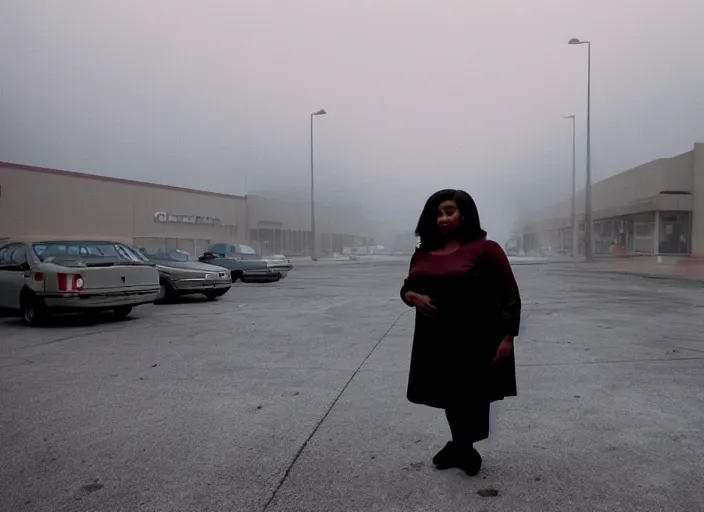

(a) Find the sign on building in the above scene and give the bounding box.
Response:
[154,212,221,225]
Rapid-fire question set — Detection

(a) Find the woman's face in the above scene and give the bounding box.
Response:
[437,200,461,235]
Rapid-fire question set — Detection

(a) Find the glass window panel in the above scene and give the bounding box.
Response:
[658,212,691,255]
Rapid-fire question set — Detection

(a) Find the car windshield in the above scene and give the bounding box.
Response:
[141,248,197,262]
[128,247,152,263]
[33,241,142,262]
[236,245,258,255]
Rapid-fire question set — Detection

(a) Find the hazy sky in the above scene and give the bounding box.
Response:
[2,0,703,241]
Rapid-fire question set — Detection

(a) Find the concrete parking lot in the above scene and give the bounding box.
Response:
[2,259,704,511]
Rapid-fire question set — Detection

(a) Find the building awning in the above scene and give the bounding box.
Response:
[513,193,695,235]
[592,193,693,220]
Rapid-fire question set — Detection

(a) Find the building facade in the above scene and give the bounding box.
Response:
[245,194,375,256]
[0,162,375,256]
[513,143,704,258]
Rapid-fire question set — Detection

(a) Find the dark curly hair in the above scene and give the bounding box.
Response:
[415,189,487,252]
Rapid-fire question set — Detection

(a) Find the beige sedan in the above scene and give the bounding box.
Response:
[0,236,160,325]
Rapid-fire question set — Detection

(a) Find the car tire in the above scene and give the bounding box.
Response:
[230,271,242,283]
[21,294,46,327]
[155,280,176,304]
[205,287,230,301]
[112,306,133,320]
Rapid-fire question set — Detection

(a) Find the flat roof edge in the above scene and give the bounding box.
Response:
[0,161,246,200]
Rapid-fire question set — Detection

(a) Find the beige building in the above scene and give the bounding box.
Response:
[513,142,704,258]
[0,162,376,256]
[246,194,375,256]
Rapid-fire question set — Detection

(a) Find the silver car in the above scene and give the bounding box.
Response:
[135,247,233,302]
[0,237,160,325]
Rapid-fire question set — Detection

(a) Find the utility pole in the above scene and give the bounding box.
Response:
[569,38,593,261]
[562,114,577,257]
[310,109,326,261]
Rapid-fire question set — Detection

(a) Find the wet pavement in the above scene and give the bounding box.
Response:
[1,259,703,511]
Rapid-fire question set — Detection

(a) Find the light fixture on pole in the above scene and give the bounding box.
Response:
[562,113,577,257]
[310,109,327,261]
[569,37,592,261]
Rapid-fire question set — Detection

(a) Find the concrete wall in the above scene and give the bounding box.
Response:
[522,150,694,232]
[132,186,246,243]
[518,149,694,226]
[246,194,375,240]
[0,163,246,246]
[692,143,704,256]
[0,163,377,255]
[246,195,308,232]
[513,146,702,256]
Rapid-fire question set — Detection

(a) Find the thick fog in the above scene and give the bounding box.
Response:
[1,0,704,242]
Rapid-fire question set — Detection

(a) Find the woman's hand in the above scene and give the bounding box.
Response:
[492,337,514,366]
[404,291,437,317]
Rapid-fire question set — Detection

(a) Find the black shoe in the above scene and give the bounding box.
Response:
[457,447,482,477]
[432,441,458,469]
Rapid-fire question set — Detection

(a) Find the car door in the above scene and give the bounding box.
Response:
[0,244,29,310]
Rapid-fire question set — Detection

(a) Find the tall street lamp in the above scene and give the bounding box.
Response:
[562,113,577,257]
[569,37,592,261]
[310,109,327,261]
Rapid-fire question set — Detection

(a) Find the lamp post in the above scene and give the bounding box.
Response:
[562,113,577,257]
[310,109,326,261]
[569,37,592,261]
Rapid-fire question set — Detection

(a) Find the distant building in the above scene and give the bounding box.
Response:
[390,231,419,255]
[0,162,376,256]
[245,194,375,255]
[512,143,704,258]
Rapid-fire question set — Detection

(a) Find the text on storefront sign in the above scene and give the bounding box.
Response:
[154,212,222,225]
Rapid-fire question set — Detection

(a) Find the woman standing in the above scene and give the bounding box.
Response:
[400,189,521,476]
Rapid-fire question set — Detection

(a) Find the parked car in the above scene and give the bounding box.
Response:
[207,243,293,281]
[0,237,160,325]
[134,247,232,302]
[199,246,285,283]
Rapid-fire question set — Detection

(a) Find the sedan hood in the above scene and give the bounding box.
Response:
[151,260,229,272]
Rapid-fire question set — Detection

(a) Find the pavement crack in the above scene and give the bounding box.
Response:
[261,309,411,511]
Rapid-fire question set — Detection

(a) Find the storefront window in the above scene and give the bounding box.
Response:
[133,237,166,253]
[593,219,615,255]
[632,212,655,254]
[612,217,631,255]
[584,215,650,256]
[658,212,691,255]
[194,239,211,256]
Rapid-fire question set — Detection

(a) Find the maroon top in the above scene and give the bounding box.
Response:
[400,237,521,408]
[402,237,521,336]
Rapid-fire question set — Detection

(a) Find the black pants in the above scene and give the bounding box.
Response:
[445,402,490,447]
